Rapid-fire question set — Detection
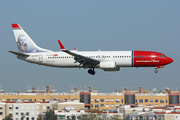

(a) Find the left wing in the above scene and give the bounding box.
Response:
[58,40,100,67]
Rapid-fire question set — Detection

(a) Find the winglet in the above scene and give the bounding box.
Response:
[74,48,78,51]
[58,40,66,50]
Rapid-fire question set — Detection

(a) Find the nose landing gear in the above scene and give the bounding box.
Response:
[154,66,164,73]
[88,68,95,75]
[154,69,158,73]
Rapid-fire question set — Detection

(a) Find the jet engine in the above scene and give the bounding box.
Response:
[100,61,119,71]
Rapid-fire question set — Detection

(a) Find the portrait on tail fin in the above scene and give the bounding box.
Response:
[17,34,28,53]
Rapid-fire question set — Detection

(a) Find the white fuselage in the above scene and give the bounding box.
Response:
[18,51,133,68]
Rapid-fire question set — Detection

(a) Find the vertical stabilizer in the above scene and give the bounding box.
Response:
[12,24,52,53]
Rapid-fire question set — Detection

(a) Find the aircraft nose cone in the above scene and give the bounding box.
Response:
[167,57,173,64]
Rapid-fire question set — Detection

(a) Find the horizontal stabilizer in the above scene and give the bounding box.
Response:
[8,51,29,57]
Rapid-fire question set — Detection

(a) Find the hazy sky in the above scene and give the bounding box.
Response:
[0,1,179,93]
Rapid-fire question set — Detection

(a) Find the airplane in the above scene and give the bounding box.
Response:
[9,24,173,75]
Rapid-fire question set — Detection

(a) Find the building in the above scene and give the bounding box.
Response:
[0,86,179,111]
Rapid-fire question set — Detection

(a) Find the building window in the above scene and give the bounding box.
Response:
[116,99,120,103]
[26,112,29,116]
[111,104,114,107]
[106,104,109,107]
[9,106,12,109]
[47,106,50,109]
[16,107,18,109]
[101,104,104,107]
[139,99,143,103]
[26,117,29,120]
[95,104,99,108]
[145,99,148,102]
[15,118,18,120]
[116,104,119,108]
[32,117,34,120]
[0,106,2,109]
[155,99,158,102]
[16,113,18,115]
[95,99,99,103]
[160,99,164,103]
[122,99,123,103]
[91,104,93,108]
[111,99,114,102]
[21,113,24,116]
[91,99,93,103]
[106,99,109,102]
[101,99,104,102]
[0,112,3,115]
[166,99,168,103]
[150,99,153,102]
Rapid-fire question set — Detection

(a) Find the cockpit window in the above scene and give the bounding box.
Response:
[160,55,166,57]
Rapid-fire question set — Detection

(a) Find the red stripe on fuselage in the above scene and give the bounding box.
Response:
[133,51,168,67]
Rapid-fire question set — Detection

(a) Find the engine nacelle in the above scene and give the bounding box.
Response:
[100,61,119,71]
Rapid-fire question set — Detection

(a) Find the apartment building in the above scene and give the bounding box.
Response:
[0,86,179,111]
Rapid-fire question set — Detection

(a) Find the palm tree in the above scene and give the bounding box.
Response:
[2,114,13,120]
[45,109,57,120]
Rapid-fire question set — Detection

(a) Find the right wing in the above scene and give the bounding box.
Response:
[58,40,100,67]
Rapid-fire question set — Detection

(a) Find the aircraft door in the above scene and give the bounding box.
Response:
[39,54,43,62]
[151,53,155,61]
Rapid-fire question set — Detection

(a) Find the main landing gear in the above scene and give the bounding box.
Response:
[88,68,95,75]
[154,69,158,73]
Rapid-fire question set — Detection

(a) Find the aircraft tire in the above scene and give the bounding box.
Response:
[154,70,158,73]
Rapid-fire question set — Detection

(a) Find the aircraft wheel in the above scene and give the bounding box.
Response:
[154,70,158,73]
[91,71,95,75]
[88,69,95,75]
[88,69,92,74]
